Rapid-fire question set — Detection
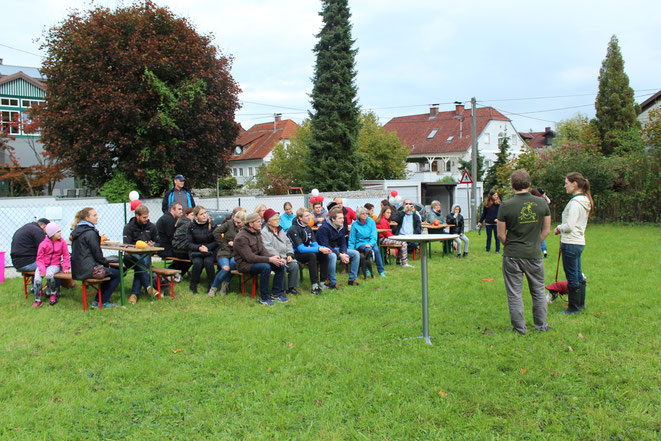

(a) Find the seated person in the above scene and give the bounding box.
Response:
[10,217,51,296]
[186,206,218,294]
[311,201,327,227]
[123,204,159,304]
[280,202,296,232]
[208,211,245,297]
[287,207,332,294]
[316,207,362,287]
[170,207,194,279]
[392,199,421,254]
[261,209,300,295]
[376,205,411,267]
[447,204,469,258]
[348,207,386,278]
[364,203,375,217]
[156,202,183,258]
[234,213,288,306]
[425,200,445,231]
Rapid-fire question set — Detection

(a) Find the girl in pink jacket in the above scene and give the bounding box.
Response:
[33,223,71,307]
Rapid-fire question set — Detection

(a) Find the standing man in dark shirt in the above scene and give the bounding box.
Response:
[162,174,196,213]
[497,169,551,334]
[11,218,49,271]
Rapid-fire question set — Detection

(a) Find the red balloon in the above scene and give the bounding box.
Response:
[390,190,398,197]
[130,199,142,211]
[310,196,317,204]
[317,195,324,202]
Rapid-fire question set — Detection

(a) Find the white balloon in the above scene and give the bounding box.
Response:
[395,195,402,203]
[311,189,320,197]
[389,196,395,204]
[129,190,139,201]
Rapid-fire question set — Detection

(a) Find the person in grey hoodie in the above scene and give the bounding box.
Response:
[554,172,593,314]
[261,208,300,295]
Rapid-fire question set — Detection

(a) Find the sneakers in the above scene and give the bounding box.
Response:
[457,254,462,259]
[208,287,217,298]
[91,301,116,309]
[495,251,500,255]
[258,298,275,306]
[286,287,299,295]
[379,272,387,278]
[128,294,138,304]
[147,287,159,298]
[348,280,360,286]
[271,294,289,303]
[326,284,338,290]
[543,250,548,258]
[32,299,43,308]
[190,285,198,295]
[173,273,182,283]
[220,281,230,296]
[401,263,414,268]
[49,293,58,305]
[311,284,323,295]
[319,283,329,291]
[463,252,468,257]
[365,269,372,278]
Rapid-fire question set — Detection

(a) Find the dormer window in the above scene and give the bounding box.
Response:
[427,129,438,139]
[446,136,454,143]
[234,146,243,156]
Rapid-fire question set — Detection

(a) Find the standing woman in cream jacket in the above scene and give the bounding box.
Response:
[554,172,593,314]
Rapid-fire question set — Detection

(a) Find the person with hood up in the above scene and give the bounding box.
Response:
[447,205,469,258]
[70,207,121,308]
[555,172,593,314]
[33,223,71,307]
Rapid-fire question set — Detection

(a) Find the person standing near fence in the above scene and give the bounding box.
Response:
[555,172,593,314]
[162,174,196,213]
[478,190,501,254]
[497,169,551,334]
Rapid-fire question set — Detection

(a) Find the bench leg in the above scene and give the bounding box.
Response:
[251,275,257,299]
[82,283,88,311]
[23,274,33,299]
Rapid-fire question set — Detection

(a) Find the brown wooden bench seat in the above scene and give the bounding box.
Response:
[20,270,111,311]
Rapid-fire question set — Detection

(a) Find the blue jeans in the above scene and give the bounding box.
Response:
[249,262,285,300]
[357,245,384,273]
[541,240,547,253]
[485,224,500,252]
[125,254,151,298]
[101,267,121,304]
[212,257,236,288]
[560,243,584,287]
[328,248,360,285]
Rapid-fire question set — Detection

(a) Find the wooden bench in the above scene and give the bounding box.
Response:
[151,267,181,299]
[21,270,110,311]
[230,270,257,298]
[163,256,191,268]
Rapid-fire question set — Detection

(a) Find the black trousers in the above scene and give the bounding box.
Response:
[294,252,329,285]
[189,253,215,288]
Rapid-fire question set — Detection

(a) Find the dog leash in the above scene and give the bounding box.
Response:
[555,248,562,283]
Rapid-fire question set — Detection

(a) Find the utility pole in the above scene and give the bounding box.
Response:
[470,97,478,231]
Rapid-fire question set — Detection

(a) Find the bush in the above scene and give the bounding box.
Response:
[99,172,138,203]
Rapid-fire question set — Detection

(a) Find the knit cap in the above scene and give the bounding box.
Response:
[45,222,61,238]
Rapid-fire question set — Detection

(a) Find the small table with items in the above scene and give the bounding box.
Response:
[101,242,164,306]
[389,233,458,345]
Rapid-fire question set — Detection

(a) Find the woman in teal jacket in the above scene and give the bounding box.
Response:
[348,207,386,277]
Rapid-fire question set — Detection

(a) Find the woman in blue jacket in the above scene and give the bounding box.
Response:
[348,207,386,277]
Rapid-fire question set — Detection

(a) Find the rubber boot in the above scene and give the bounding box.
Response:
[578,280,586,311]
[560,285,581,314]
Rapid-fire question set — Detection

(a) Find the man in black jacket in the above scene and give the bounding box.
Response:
[156,202,183,258]
[123,204,159,304]
[11,218,49,271]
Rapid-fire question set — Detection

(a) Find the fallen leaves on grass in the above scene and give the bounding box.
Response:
[578,333,585,340]
[482,327,494,335]
[481,278,494,282]
[438,390,447,397]
[171,348,183,354]
[568,346,574,352]
[288,343,295,349]
[519,368,527,375]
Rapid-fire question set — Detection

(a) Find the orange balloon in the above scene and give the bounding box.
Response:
[308,219,315,227]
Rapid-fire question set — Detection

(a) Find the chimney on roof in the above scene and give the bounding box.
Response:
[454,101,464,116]
[429,104,439,118]
[274,113,282,132]
[0,58,3,65]
[545,126,551,133]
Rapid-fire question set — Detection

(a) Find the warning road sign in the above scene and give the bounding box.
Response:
[459,170,473,184]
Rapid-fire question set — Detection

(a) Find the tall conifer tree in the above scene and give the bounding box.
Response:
[307,0,361,191]
[594,35,639,155]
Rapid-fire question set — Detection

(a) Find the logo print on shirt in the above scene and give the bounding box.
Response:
[518,202,539,224]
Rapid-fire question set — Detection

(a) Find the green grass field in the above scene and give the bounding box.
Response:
[1,224,659,440]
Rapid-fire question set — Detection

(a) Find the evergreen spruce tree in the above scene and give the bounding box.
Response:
[458,149,485,182]
[594,35,639,155]
[307,0,361,191]
[483,136,510,191]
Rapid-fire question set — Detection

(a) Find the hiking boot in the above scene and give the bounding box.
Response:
[49,293,58,305]
[147,287,158,298]
[208,287,217,298]
[32,299,43,308]
[128,294,138,305]
[220,281,230,296]
[348,280,360,286]
[286,287,299,295]
[258,298,275,306]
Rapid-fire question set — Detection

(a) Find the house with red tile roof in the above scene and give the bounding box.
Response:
[519,127,555,151]
[228,115,298,185]
[383,103,526,181]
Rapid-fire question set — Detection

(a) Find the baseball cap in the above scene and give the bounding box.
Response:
[174,174,185,181]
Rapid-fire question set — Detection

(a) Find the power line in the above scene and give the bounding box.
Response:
[0,43,45,59]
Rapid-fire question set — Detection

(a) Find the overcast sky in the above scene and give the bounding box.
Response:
[2,0,660,133]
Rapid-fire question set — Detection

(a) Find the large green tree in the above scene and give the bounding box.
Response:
[37,1,240,196]
[307,0,361,191]
[357,111,409,180]
[483,136,511,192]
[594,35,639,156]
[553,114,601,149]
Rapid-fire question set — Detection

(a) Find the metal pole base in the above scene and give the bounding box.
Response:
[403,335,433,345]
